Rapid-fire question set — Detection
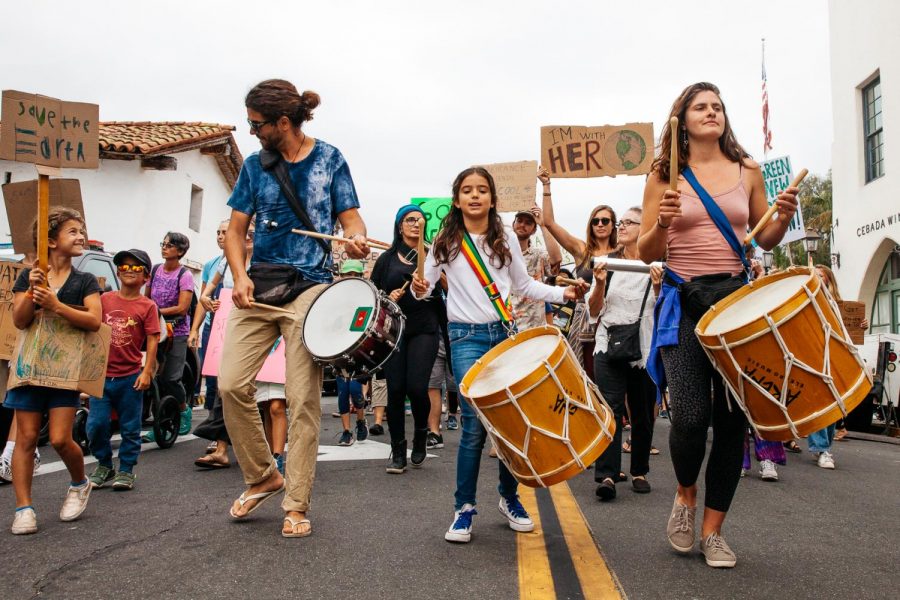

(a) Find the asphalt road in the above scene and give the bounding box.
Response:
[1,399,898,600]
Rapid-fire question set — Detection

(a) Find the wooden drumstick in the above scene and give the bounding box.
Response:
[290,228,391,251]
[416,218,426,280]
[669,116,679,191]
[555,276,580,286]
[743,168,808,245]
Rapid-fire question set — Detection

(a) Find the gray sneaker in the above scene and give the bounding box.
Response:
[700,531,737,568]
[59,480,91,522]
[666,499,696,554]
[88,465,116,489]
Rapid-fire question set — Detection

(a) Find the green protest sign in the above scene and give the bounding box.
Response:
[411,197,452,243]
[761,155,805,245]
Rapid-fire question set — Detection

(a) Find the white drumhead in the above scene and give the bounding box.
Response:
[304,278,378,357]
[467,334,560,397]
[705,274,809,334]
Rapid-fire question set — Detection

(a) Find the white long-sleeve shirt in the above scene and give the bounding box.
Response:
[418,229,566,324]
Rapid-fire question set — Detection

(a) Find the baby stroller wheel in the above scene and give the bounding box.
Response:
[73,407,91,455]
[153,394,180,449]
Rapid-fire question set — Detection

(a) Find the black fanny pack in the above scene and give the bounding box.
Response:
[676,272,745,322]
[247,263,317,306]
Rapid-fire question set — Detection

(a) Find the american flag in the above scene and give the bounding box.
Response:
[762,40,773,154]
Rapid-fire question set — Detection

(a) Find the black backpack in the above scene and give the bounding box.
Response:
[149,264,197,326]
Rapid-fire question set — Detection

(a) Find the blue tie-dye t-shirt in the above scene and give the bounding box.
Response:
[227,140,360,283]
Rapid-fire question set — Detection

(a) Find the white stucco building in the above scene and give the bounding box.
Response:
[0,121,242,274]
[829,0,899,333]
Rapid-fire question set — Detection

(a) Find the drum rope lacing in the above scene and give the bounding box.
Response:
[705,280,869,440]
[463,334,615,487]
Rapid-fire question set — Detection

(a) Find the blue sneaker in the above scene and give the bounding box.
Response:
[499,496,534,532]
[141,430,155,443]
[445,504,477,543]
[178,406,192,435]
[356,419,368,442]
[274,454,285,476]
[446,415,459,430]
[338,430,354,446]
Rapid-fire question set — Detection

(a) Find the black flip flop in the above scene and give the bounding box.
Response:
[195,457,230,469]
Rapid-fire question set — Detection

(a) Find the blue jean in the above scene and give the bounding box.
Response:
[87,373,143,472]
[807,423,835,453]
[448,321,518,510]
[337,377,364,415]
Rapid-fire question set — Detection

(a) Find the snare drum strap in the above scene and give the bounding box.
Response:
[681,167,751,281]
[460,231,514,323]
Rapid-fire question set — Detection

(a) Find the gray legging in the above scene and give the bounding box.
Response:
[160,335,188,407]
[659,314,746,513]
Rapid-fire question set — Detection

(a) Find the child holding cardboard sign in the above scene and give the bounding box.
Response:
[5,206,102,535]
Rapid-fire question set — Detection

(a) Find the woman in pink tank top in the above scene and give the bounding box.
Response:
[637,82,799,569]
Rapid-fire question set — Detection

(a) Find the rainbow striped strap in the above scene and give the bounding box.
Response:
[460,231,513,323]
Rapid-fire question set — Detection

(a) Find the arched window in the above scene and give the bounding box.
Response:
[871,251,900,334]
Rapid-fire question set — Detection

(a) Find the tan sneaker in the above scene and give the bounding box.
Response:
[700,531,737,568]
[12,507,38,535]
[60,480,91,522]
[666,499,696,554]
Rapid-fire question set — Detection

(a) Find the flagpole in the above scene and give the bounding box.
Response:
[762,38,770,160]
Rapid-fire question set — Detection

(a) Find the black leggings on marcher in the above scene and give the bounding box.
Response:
[383,331,439,445]
[660,314,747,513]
[593,351,657,481]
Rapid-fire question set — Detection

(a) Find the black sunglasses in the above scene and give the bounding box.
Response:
[591,217,612,226]
[247,118,275,131]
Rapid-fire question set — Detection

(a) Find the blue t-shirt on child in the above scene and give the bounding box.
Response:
[227,140,360,283]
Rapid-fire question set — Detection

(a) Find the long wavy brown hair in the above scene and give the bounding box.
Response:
[651,82,751,183]
[577,205,618,271]
[815,264,842,301]
[432,167,511,268]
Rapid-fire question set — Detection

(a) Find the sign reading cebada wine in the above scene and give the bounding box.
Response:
[0,90,99,169]
[540,123,654,178]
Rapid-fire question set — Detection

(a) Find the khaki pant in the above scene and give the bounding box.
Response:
[218,285,326,513]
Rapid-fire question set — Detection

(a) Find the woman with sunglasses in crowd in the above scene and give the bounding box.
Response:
[371,205,442,473]
[144,232,194,441]
[540,167,617,378]
[589,208,662,502]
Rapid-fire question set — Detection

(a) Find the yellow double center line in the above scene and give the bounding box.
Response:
[518,483,624,599]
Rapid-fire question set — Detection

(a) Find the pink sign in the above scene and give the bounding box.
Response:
[201,289,286,384]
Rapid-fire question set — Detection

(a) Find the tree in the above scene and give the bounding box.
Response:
[771,170,832,269]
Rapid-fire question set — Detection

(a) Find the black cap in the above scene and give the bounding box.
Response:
[113,249,152,271]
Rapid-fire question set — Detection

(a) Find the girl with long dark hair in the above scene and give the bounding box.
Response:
[412,167,586,544]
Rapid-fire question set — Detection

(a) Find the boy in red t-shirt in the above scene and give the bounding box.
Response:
[86,249,160,491]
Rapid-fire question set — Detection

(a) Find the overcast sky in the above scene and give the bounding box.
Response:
[1,0,832,246]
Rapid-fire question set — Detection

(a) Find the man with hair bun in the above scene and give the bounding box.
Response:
[219,78,370,538]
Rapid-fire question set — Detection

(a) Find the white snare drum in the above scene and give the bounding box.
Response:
[302,278,405,378]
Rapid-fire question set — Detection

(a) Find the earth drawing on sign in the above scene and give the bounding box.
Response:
[603,130,647,172]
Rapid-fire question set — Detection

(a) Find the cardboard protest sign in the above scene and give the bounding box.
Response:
[331,243,382,278]
[0,260,26,360]
[7,311,110,398]
[760,155,805,245]
[541,123,654,178]
[411,197,452,243]
[2,179,86,255]
[837,300,866,345]
[0,90,99,169]
[480,161,537,213]
[202,289,286,383]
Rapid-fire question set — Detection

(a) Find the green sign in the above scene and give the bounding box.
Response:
[410,197,452,243]
[761,155,805,245]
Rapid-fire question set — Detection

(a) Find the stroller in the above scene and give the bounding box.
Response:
[68,316,200,453]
